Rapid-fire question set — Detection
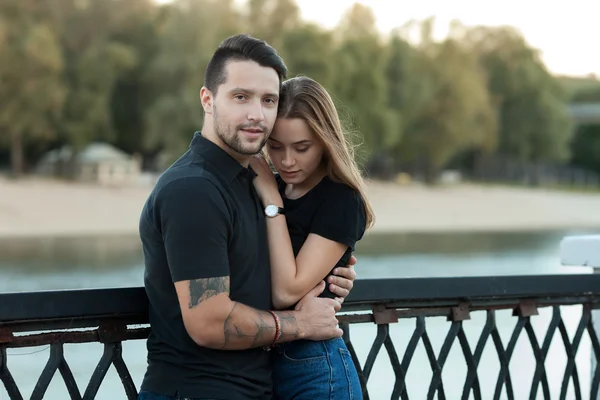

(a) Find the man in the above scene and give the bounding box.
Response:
[138,33,358,400]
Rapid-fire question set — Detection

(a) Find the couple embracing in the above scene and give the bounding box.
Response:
[138,33,375,400]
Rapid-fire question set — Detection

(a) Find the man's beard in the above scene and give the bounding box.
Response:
[213,106,269,156]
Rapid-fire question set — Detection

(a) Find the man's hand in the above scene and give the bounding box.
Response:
[328,255,357,303]
[295,281,343,341]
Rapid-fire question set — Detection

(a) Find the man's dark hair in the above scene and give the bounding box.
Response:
[204,33,287,94]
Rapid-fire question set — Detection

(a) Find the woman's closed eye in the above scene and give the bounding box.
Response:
[267,143,309,153]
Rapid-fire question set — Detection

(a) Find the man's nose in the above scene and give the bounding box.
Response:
[247,101,265,122]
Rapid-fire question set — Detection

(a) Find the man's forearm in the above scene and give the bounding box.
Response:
[217,301,302,350]
[177,276,305,350]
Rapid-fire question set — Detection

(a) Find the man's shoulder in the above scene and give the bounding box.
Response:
[154,169,222,201]
[146,152,235,217]
[147,171,234,229]
[154,153,222,192]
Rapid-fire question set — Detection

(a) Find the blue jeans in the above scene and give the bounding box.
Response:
[273,337,363,400]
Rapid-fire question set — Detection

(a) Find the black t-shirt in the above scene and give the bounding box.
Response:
[277,175,366,298]
[138,132,273,399]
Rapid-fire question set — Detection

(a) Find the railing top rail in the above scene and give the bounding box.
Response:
[2,274,600,327]
[348,273,600,301]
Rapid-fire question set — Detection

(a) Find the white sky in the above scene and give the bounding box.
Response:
[159,0,600,77]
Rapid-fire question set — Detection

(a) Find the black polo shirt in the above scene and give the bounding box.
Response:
[138,132,272,399]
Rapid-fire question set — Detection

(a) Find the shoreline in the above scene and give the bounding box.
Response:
[2,177,600,239]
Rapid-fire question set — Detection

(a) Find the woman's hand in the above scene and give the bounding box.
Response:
[328,255,357,303]
[249,154,281,207]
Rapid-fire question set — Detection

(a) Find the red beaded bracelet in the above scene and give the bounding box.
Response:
[265,310,281,350]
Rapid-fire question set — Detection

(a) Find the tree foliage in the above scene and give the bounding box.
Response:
[0,0,589,180]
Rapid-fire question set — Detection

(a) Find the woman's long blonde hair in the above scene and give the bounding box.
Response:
[276,76,375,229]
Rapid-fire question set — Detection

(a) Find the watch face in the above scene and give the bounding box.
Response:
[265,205,278,217]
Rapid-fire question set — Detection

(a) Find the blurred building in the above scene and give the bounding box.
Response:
[37,142,141,186]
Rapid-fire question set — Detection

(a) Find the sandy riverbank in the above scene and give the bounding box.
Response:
[1,176,600,238]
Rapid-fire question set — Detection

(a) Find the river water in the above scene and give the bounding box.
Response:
[0,229,597,399]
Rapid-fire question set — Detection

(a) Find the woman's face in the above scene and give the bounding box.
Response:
[266,118,325,185]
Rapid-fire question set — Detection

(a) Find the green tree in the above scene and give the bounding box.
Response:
[40,0,138,173]
[570,124,600,174]
[384,30,426,157]
[0,0,66,175]
[60,42,137,151]
[278,23,335,86]
[109,0,161,157]
[331,4,396,160]
[570,86,600,173]
[142,0,242,165]
[1,0,586,183]
[460,25,572,163]
[395,25,497,181]
[245,0,300,48]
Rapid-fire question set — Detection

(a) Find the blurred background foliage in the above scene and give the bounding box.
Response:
[1,0,599,184]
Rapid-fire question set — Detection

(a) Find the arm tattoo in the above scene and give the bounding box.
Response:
[250,312,271,347]
[221,304,274,349]
[222,303,237,349]
[222,303,275,348]
[188,276,230,309]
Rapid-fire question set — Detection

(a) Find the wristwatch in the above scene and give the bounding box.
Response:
[264,204,285,218]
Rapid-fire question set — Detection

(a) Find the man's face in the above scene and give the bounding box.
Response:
[210,60,280,156]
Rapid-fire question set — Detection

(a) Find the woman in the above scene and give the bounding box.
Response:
[250,76,375,400]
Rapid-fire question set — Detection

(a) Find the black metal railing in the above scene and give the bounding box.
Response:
[2,274,600,399]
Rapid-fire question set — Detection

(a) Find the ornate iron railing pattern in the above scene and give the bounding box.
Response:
[2,275,600,400]
[339,300,600,400]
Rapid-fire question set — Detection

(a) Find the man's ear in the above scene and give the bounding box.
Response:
[200,87,213,114]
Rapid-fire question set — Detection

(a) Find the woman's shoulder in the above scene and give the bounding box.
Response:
[321,176,359,194]
[319,177,363,205]
[312,177,367,243]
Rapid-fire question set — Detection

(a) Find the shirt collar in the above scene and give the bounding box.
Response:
[189,132,256,183]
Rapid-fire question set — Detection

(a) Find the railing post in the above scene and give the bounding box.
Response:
[560,234,600,399]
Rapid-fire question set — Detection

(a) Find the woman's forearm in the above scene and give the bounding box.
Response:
[264,212,305,309]
[262,193,347,310]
